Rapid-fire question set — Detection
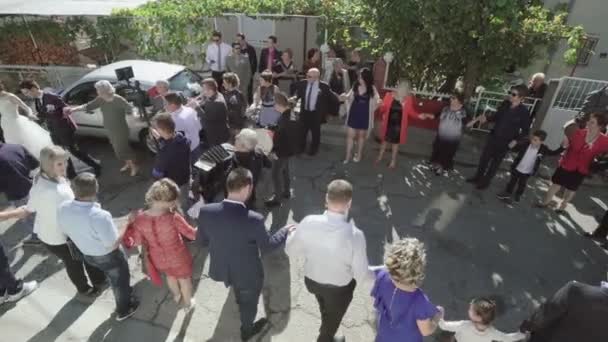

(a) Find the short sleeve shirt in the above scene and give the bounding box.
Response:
[371,268,438,342]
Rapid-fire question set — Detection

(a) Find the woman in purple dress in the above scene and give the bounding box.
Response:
[342,67,380,163]
[371,238,443,342]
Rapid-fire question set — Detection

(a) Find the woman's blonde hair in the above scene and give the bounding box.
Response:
[38,145,68,180]
[384,238,427,287]
[145,178,180,208]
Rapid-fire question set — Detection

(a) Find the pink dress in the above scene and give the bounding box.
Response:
[123,212,196,278]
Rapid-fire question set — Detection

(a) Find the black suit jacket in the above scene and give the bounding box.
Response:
[511,141,564,176]
[292,80,337,122]
[196,201,288,289]
[259,48,281,73]
[39,92,76,145]
[197,93,230,147]
[522,281,608,342]
[241,43,258,76]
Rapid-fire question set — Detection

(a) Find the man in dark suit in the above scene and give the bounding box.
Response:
[466,84,531,189]
[520,280,608,342]
[291,68,336,156]
[237,33,258,104]
[196,167,291,341]
[194,78,230,148]
[258,35,281,73]
[19,80,100,178]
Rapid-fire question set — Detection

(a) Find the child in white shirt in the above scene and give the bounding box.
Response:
[439,298,526,342]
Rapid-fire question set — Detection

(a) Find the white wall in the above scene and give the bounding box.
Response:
[537,0,608,81]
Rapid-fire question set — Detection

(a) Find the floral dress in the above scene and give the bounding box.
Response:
[123,212,196,278]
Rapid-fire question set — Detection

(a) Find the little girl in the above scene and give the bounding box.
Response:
[123,178,197,311]
[439,298,526,342]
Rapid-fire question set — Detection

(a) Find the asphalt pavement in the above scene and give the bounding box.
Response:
[1,123,607,342]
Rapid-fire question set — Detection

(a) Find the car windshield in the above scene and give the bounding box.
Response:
[169,69,203,93]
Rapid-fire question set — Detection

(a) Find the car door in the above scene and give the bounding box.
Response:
[63,81,104,136]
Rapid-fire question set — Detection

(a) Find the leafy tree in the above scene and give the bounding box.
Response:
[357,0,584,96]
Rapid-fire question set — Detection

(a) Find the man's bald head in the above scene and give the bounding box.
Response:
[307,68,320,81]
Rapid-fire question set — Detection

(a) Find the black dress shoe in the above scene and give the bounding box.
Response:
[476,181,490,190]
[583,232,605,241]
[241,318,268,341]
[282,192,291,199]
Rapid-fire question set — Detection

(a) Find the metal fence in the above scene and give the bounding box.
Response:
[552,77,608,111]
[468,90,540,132]
[0,64,95,92]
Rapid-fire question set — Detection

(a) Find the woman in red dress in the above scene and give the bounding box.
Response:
[535,112,608,213]
[123,178,197,311]
[375,80,426,168]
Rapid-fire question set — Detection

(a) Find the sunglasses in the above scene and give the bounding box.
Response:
[510,92,519,97]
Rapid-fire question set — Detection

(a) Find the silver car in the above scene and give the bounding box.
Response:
[61,60,203,145]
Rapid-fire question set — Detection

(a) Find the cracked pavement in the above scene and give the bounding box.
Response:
[1,125,608,341]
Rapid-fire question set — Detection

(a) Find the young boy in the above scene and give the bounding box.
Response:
[497,130,567,203]
[151,113,192,207]
[439,298,526,342]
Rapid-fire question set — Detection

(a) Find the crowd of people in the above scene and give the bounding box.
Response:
[1,29,608,342]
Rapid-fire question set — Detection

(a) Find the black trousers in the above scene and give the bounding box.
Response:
[233,284,262,334]
[247,75,255,104]
[49,121,100,179]
[212,71,225,93]
[591,210,608,239]
[473,139,510,184]
[305,277,356,342]
[44,243,106,293]
[300,110,322,156]
[505,169,531,197]
[430,136,460,170]
[272,157,291,197]
[0,242,21,296]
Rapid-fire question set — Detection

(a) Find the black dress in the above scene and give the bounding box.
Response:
[385,99,403,144]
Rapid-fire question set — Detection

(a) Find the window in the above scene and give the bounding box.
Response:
[577,36,599,66]
[65,82,97,105]
[169,69,203,92]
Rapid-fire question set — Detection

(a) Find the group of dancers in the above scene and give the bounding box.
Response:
[1,35,608,341]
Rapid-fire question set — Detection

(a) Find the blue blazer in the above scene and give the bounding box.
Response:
[196,201,287,289]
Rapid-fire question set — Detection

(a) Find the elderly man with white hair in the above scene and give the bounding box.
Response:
[231,128,271,209]
[291,67,335,156]
[66,80,139,176]
[151,79,170,113]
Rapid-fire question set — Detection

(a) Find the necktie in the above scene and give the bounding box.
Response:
[306,83,313,111]
[35,98,43,115]
[217,44,222,71]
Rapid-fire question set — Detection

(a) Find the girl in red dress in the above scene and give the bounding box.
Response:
[123,178,197,311]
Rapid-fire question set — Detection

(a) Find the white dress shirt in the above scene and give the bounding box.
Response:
[171,105,202,151]
[206,42,232,72]
[439,320,526,342]
[515,145,540,175]
[286,211,371,286]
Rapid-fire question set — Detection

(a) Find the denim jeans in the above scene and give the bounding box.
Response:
[83,249,133,315]
[10,196,36,239]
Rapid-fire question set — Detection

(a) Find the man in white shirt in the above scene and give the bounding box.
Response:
[206,31,232,92]
[164,92,203,159]
[286,179,371,342]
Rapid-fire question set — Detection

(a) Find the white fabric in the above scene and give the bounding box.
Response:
[27,177,75,245]
[205,43,232,72]
[516,145,540,175]
[439,320,526,342]
[286,211,372,286]
[171,106,202,151]
[0,94,53,160]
